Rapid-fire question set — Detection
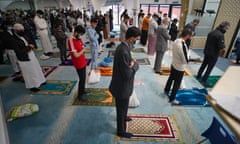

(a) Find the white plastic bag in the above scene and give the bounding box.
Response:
[8,103,39,121]
[88,70,101,84]
[129,90,140,108]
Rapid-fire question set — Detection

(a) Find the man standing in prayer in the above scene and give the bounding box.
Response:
[164,28,193,105]
[140,13,151,46]
[184,19,200,47]
[34,10,54,60]
[196,21,230,87]
[147,13,158,55]
[154,18,171,74]
[119,15,130,42]
[12,23,46,92]
[87,18,99,70]
[109,27,140,138]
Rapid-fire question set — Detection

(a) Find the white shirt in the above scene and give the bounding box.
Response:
[148,18,158,35]
[172,38,189,71]
[34,15,48,30]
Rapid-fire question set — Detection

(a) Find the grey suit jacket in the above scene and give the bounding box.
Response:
[155,25,171,52]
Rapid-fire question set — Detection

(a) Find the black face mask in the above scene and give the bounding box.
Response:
[17,32,25,37]
[220,29,226,33]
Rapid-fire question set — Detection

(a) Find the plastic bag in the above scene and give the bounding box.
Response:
[88,70,101,84]
[8,103,39,121]
[129,90,140,108]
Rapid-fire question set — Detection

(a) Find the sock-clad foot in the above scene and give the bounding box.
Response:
[169,99,180,105]
[117,132,133,138]
[78,95,88,102]
[202,81,211,87]
[30,87,40,92]
[125,117,132,122]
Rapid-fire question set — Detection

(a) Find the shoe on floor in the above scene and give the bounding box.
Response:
[40,54,50,60]
[170,99,180,105]
[78,95,88,102]
[117,132,133,138]
[125,117,132,122]
[30,87,40,92]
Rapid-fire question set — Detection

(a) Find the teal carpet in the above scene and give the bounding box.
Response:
[0,37,235,144]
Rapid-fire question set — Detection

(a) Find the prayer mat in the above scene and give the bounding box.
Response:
[105,37,120,42]
[121,114,183,142]
[136,58,150,65]
[0,76,8,83]
[108,50,115,58]
[72,88,115,106]
[99,67,112,76]
[132,48,145,53]
[175,88,210,106]
[36,80,77,95]
[59,59,91,66]
[160,67,191,76]
[196,75,221,88]
[84,48,91,53]
[41,66,57,77]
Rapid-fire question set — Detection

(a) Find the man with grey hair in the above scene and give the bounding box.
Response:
[154,18,171,74]
[197,21,230,87]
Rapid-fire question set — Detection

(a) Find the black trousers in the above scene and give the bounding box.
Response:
[76,67,86,97]
[197,55,218,82]
[140,30,148,45]
[0,46,4,64]
[164,65,184,101]
[115,98,129,133]
[58,44,67,63]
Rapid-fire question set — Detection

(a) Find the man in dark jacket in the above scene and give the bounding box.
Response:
[109,27,140,138]
[197,21,230,86]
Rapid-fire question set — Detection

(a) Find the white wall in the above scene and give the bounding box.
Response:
[6,1,30,10]
[0,0,13,10]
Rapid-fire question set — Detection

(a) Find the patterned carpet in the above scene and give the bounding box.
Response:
[122,114,183,142]
[160,67,192,76]
[42,66,57,77]
[35,80,77,95]
[72,88,115,106]
[99,67,112,76]
[132,48,145,53]
[136,58,151,65]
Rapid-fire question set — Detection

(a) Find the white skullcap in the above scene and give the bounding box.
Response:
[13,23,24,30]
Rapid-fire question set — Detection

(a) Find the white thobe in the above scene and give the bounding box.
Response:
[34,16,53,53]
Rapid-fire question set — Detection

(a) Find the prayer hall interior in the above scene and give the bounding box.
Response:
[0,0,240,143]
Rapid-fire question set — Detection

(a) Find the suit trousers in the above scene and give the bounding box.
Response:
[58,43,67,63]
[140,30,148,45]
[76,67,86,97]
[154,51,165,72]
[164,65,184,102]
[115,98,129,133]
[197,55,218,82]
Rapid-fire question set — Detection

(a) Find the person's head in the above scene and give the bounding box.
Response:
[152,13,159,20]
[172,18,178,24]
[140,13,145,18]
[162,18,169,27]
[13,23,25,36]
[55,23,62,30]
[192,19,200,26]
[123,15,130,23]
[125,26,141,45]
[217,21,230,33]
[36,10,44,17]
[74,25,85,39]
[147,13,151,18]
[163,13,168,17]
[90,18,98,28]
[180,28,193,41]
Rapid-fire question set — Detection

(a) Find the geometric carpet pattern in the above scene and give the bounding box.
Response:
[123,114,183,142]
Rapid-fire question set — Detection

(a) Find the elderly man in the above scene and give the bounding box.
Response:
[12,23,46,92]
[154,18,171,74]
[147,13,158,55]
[109,27,140,138]
[197,21,230,87]
[34,10,53,60]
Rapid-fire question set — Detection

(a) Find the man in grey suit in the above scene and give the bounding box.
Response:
[109,27,140,138]
[154,18,171,74]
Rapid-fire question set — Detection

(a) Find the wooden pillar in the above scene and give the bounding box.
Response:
[179,0,189,33]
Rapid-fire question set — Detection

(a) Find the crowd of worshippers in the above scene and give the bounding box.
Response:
[0,8,113,92]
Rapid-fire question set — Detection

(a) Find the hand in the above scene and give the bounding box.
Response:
[130,60,135,68]
[29,44,35,49]
[219,49,225,57]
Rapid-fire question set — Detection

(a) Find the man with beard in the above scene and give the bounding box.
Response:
[197,21,230,87]
[109,27,140,138]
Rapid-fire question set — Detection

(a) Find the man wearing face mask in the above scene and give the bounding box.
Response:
[109,27,140,138]
[68,25,88,102]
[154,18,171,74]
[197,21,230,87]
[12,23,46,92]
[34,10,54,60]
